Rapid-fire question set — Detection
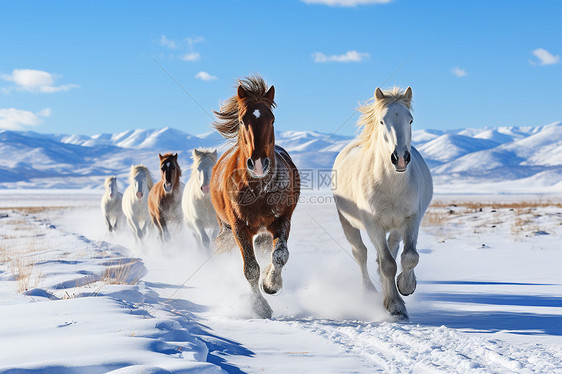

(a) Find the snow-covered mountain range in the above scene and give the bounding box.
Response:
[0,122,561,192]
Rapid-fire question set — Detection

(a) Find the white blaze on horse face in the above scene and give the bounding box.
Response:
[253,109,261,119]
[253,158,265,178]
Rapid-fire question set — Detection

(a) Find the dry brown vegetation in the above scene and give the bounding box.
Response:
[422,199,561,238]
[0,206,68,214]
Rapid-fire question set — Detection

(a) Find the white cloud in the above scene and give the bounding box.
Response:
[157,35,205,62]
[195,71,217,81]
[159,35,178,49]
[452,67,467,77]
[312,50,369,63]
[531,48,559,66]
[1,69,78,94]
[0,108,51,130]
[186,36,204,47]
[180,52,201,62]
[302,0,392,6]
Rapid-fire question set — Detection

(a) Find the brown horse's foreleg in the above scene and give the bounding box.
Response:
[262,216,290,295]
[233,221,272,319]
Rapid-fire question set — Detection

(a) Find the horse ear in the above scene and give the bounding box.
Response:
[212,149,217,157]
[193,149,201,158]
[375,87,385,101]
[173,153,178,160]
[404,86,412,102]
[237,85,248,100]
[159,153,164,161]
[265,85,275,103]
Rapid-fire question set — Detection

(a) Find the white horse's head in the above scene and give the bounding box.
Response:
[192,148,218,195]
[129,165,153,200]
[359,87,414,173]
[104,176,118,199]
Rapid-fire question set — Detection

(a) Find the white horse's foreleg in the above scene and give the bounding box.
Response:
[387,230,402,259]
[262,217,290,295]
[366,224,407,320]
[195,221,210,250]
[104,215,113,232]
[337,210,377,292]
[397,218,420,296]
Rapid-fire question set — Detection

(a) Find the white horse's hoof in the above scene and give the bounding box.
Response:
[397,272,417,296]
[384,297,408,321]
[251,294,273,319]
[262,264,283,295]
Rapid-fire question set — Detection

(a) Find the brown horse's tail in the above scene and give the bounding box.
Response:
[213,75,275,140]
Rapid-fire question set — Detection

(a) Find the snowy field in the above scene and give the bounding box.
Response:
[1,190,561,373]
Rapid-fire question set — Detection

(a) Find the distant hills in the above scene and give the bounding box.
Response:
[0,122,560,193]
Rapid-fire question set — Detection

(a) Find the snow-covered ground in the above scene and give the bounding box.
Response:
[1,190,561,373]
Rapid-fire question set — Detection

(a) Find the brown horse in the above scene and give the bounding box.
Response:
[211,75,300,318]
[148,153,184,242]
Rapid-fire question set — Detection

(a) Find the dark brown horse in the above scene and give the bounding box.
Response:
[148,153,184,242]
[211,75,300,318]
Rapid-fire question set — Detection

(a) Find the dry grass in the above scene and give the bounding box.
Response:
[0,206,68,214]
[429,200,562,211]
[10,256,42,293]
[422,199,560,238]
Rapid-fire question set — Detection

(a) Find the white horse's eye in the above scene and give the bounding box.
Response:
[380,120,384,125]
[410,120,413,125]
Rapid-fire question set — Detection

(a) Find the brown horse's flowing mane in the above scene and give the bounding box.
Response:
[213,75,276,140]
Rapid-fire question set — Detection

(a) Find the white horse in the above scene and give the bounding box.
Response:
[333,87,433,320]
[182,148,219,250]
[122,165,154,240]
[101,176,123,232]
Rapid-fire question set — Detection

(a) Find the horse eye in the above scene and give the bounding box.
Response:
[380,121,384,125]
[410,120,413,125]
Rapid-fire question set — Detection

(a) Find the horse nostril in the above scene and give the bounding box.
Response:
[404,151,411,163]
[391,151,398,165]
[247,158,255,170]
[263,158,270,172]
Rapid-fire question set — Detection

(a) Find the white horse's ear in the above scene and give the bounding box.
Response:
[193,149,201,158]
[375,87,385,101]
[212,149,217,157]
[404,87,412,102]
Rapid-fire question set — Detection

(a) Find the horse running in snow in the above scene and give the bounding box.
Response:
[101,176,123,232]
[148,153,184,242]
[182,148,219,250]
[211,75,300,319]
[122,165,154,240]
[333,87,433,320]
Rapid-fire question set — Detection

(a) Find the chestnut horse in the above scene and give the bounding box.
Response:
[148,153,184,242]
[211,75,300,318]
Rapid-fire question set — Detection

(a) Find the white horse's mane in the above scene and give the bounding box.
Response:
[104,176,116,188]
[192,148,218,170]
[129,164,153,189]
[357,87,412,145]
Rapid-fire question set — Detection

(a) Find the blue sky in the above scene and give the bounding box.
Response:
[0,0,560,136]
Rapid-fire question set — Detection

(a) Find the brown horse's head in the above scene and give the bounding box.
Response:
[237,84,275,179]
[158,153,181,194]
